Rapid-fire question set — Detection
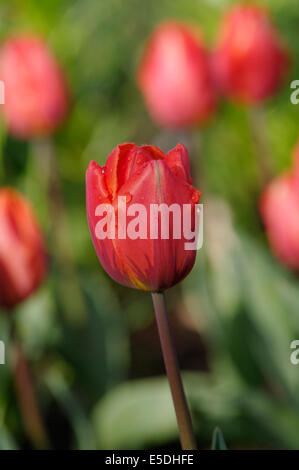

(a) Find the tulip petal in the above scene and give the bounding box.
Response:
[104,144,153,199]
[141,145,165,160]
[137,21,216,127]
[260,173,299,268]
[165,143,191,183]
[0,35,69,138]
[86,161,109,202]
[0,189,47,308]
[213,5,289,103]
[112,159,200,291]
[86,157,142,289]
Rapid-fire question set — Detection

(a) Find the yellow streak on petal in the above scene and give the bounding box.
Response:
[127,271,151,291]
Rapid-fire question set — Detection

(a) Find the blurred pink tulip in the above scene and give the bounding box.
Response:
[0,35,69,138]
[260,171,299,269]
[213,4,289,104]
[137,21,217,128]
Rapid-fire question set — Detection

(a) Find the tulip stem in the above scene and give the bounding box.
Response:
[247,104,274,186]
[31,138,86,325]
[151,292,197,450]
[10,319,50,449]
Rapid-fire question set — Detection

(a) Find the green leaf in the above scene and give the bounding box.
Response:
[235,233,299,398]
[241,391,299,449]
[60,274,129,400]
[44,365,96,450]
[93,371,247,450]
[93,376,179,449]
[211,427,227,450]
[0,428,18,450]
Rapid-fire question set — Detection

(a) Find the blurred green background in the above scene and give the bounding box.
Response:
[1,0,299,450]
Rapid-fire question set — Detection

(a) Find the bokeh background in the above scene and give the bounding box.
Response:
[1,0,299,450]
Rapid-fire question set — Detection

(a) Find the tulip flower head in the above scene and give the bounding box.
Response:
[213,4,289,104]
[86,143,201,292]
[0,35,69,138]
[0,189,47,309]
[260,172,299,269]
[137,22,216,128]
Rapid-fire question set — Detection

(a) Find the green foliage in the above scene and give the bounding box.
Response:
[93,377,178,449]
[211,427,227,450]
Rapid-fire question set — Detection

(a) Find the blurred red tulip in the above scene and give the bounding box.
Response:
[0,35,69,138]
[213,4,289,104]
[260,172,299,269]
[137,22,216,128]
[86,143,201,291]
[0,189,47,309]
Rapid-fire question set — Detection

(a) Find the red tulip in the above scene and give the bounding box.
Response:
[137,22,216,128]
[260,172,299,269]
[213,4,289,104]
[0,189,47,309]
[0,35,69,138]
[86,143,201,291]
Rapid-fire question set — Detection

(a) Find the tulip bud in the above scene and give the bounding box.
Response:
[213,4,289,104]
[137,22,216,128]
[0,35,69,138]
[260,173,299,269]
[86,143,201,292]
[0,189,47,309]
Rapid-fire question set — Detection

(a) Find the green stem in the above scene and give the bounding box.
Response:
[151,292,197,450]
[247,104,274,187]
[10,320,49,449]
[31,138,86,325]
